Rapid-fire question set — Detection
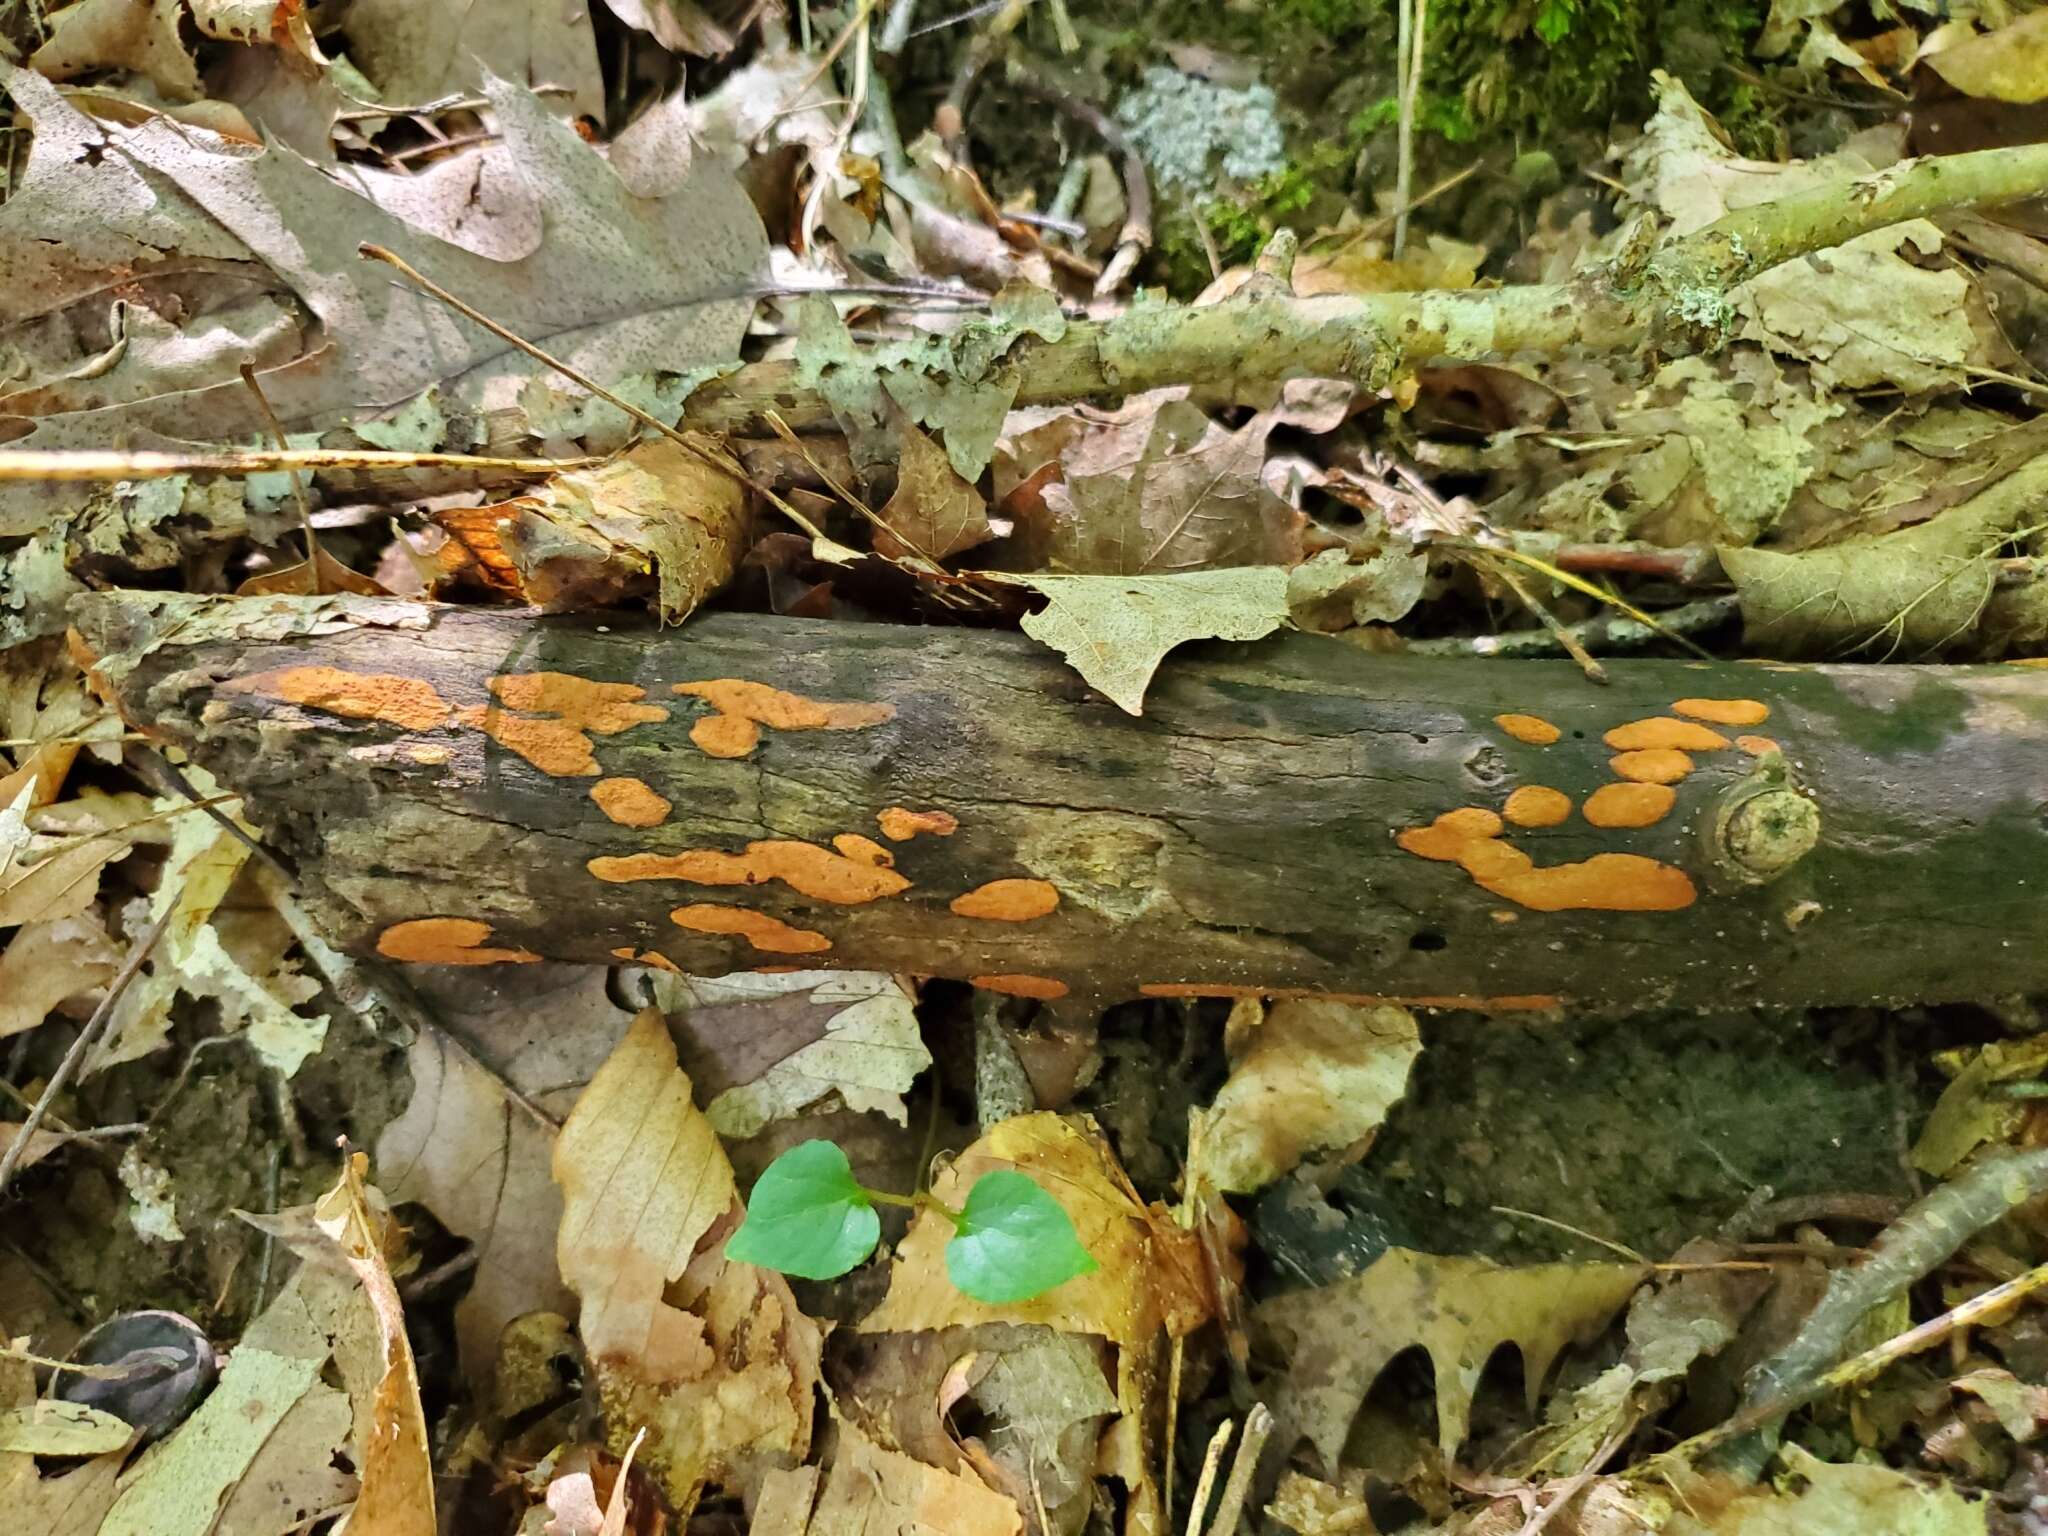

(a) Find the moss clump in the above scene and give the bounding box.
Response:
[1152,146,1354,296]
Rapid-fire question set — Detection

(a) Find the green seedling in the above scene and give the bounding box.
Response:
[725,1140,1097,1304]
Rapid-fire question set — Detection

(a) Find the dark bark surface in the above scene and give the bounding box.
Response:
[74,593,2048,1014]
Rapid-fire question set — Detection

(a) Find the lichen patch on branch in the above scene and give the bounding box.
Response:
[950,878,1062,921]
[455,672,668,776]
[673,678,895,758]
[590,776,672,827]
[226,666,454,732]
[588,839,913,903]
[1504,786,1573,827]
[1603,717,1733,753]
[1398,808,1697,912]
[378,917,539,964]
[1495,712,1562,745]
[1610,748,1696,784]
[970,973,1070,1000]
[670,903,833,954]
[1672,697,1771,726]
[878,806,960,840]
[1583,782,1678,828]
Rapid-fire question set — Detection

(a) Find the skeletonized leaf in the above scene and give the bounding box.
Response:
[994,567,1290,714]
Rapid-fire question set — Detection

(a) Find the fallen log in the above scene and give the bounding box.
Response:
[73,593,2048,1014]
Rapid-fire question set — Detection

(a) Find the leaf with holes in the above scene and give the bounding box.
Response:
[726,1139,881,1280]
[946,1170,1099,1304]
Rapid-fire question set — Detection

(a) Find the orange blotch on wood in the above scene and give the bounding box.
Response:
[831,833,895,868]
[674,678,894,759]
[1495,712,1561,745]
[1609,749,1695,784]
[589,840,912,904]
[1136,984,1561,1012]
[1603,717,1731,753]
[1582,781,1677,828]
[1503,785,1572,827]
[1398,808,1696,912]
[950,878,1061,922]
[227,666,453,732]
[590,777,671,828]
[378,917,538,965]
[610,946,682,973]
[455,672,667,777]
[1672,697,1770,727]
[878,806,960,841]
[1737,734,1783,756]
[971,973,1071,1000]
[1396,806,1503,861]
[670,903,832,955]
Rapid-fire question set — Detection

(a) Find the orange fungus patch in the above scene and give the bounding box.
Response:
[1503,786,1572,828]
[878,806,960,841]
[1671,698,1770,727]
[455,672,667,777]
[588,840,912,904]
[670,903,832,955]
[1603,717,1731,753]
[971,974,1071,1000]
[951,878,1061,922]
[1610,749,1695,784]
[831,833,895,868]
[673,679,894,759]
[1737,734,1782,756]
[610,946,682,972]
[229,666,453,732]
[590,777,671,828]
[1398,808,1695,912]
[1136,984,1561,1011]
[378,917,539,965]
[1495,712,1561,745]
[1582,782,1677,829]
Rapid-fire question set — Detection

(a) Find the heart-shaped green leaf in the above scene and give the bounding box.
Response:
[725,1140,880,1279]
[945,1169,1098,1303]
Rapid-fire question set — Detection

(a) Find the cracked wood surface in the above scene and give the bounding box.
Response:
[72,594,2048,1013]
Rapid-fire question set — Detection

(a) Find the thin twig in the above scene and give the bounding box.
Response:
[1202,1404,1271,1536]
[1183,1419,1233,1536]
[0,902,174,1196]
[1480,552,1609,684]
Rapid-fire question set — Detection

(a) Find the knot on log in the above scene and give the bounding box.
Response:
[1714,783,1821,884]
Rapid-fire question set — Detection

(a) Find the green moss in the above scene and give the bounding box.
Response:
[1153,146,1356,297]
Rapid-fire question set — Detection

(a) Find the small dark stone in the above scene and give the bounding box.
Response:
[50,1310,218,1445]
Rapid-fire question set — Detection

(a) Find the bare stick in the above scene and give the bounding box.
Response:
[1202,1403,1272,1536]
[0,448,599,482]
[1183,1419,1233,1536]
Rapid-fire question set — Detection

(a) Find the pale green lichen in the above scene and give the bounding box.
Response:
[1113,67,1289,192]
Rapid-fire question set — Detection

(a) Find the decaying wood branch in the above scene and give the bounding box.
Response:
[74,594,2048,1014]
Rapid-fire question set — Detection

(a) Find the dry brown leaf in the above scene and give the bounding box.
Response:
[652,969,931,1139]
[1259,1250,1647,1468]
[554,1007,823,1516]
[0,912,118,1040]
[29,0,202,101]
[556,1007,736,1362]
[1925,12,2048,104]
[375,1026,576,1395]
[879,415,995,561]
[464,436,751,621]
[314,1151,436,1536]
[237,543,392,598]
[1188,999,1421,1196]
[340,0,604,120]
[803,1416,1021,1536]
[0,69,765,534]
[0,1122,69,1173]
[859,1113,1210,1535]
